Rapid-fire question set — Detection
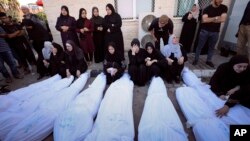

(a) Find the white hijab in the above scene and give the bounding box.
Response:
[161,35,182,59]
[42,41,53,60]
[190,4,200,20]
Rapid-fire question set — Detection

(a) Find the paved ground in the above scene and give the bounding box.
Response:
[0,51,231,141]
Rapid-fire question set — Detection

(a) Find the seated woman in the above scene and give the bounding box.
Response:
[43,42,66,77]
[145,42,167,79]
[65,40,88,78]
[161,35,187,83]
[103,42,125,84]
[128,38,147,86]
[42,41,53,75]
[209,55,250,117]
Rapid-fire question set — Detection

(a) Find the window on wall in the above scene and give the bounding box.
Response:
[115,0,155,20]
[175,0,212,17]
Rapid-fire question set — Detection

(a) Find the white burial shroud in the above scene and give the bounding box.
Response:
[4,73,89,141]
[0,74,61,112]
[181,67,250,125]
[54,73,106,141]
[0,75,73,141]
[138,77,188,141]
[176,87,229,141]
[84,73,134,141]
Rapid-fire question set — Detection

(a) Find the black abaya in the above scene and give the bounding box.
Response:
[91,15,105,63]
[104,13,124,59]
[179,12,198,52]
[128,48,147,86]
[103,49,124,84]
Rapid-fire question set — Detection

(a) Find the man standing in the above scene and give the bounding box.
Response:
[148,15,173,50]
[0,12,36,73]
[0,26,23,83]
[192,0,228,67]
[20,5,47,30]
[237,1,250,61]
[21,5,52,41]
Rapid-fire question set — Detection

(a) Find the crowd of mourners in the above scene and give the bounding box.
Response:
[0,0,250,117]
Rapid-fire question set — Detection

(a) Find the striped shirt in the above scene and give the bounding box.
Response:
[0,26,11,53]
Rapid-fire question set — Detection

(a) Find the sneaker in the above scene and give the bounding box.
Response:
[206,61,215,68]
[5,77,12,83]
[14,74,24,79]
[192,60,198,65]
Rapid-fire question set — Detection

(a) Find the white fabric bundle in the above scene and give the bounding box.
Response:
[138,77,188,141]
[54,73,106,141]
[181,67,203,87]
[176,87,229,141]
[0,74,61,112]
[5,73,89,141]
[182,67,250,125]
[0,76,74,140]
[84,73,134,141]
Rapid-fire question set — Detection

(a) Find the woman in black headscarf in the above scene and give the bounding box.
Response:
[65,40,87,78]
[91,7,105,63]
[210,55,250,117]
[128,38,148,86]
[76,8,95,65]
[145,42,167,80]
[48,42,66,77]
[103,42,125,84]
[55,5,79,49]
[104,3,124,59]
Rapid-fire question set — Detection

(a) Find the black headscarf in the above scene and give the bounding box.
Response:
[52,42,63,56]
[145,42,165,60]
[65,40,84,60]
[223,55,249,76]
[145,42,156,58]
[131,38,140,47]
[76,8,87,28]
[210,55,250,95]
[91,7,104,25]
[105,42,123,62]
[106,3,116,15]
[60,5,69,17]
[22,19,35,27]
[229,55,249,67]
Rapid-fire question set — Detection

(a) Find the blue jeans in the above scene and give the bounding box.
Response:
[194,29,219,62]
[0,51,19,78]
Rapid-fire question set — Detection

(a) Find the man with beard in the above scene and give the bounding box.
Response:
[192,0,227,68]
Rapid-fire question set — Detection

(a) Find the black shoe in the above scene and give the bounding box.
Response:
[192,60,198,65]
[206,61,214,68]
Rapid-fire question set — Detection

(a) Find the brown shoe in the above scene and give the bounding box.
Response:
[5,77,12,83]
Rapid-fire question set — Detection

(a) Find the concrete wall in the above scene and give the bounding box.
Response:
[43,0,232,51]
